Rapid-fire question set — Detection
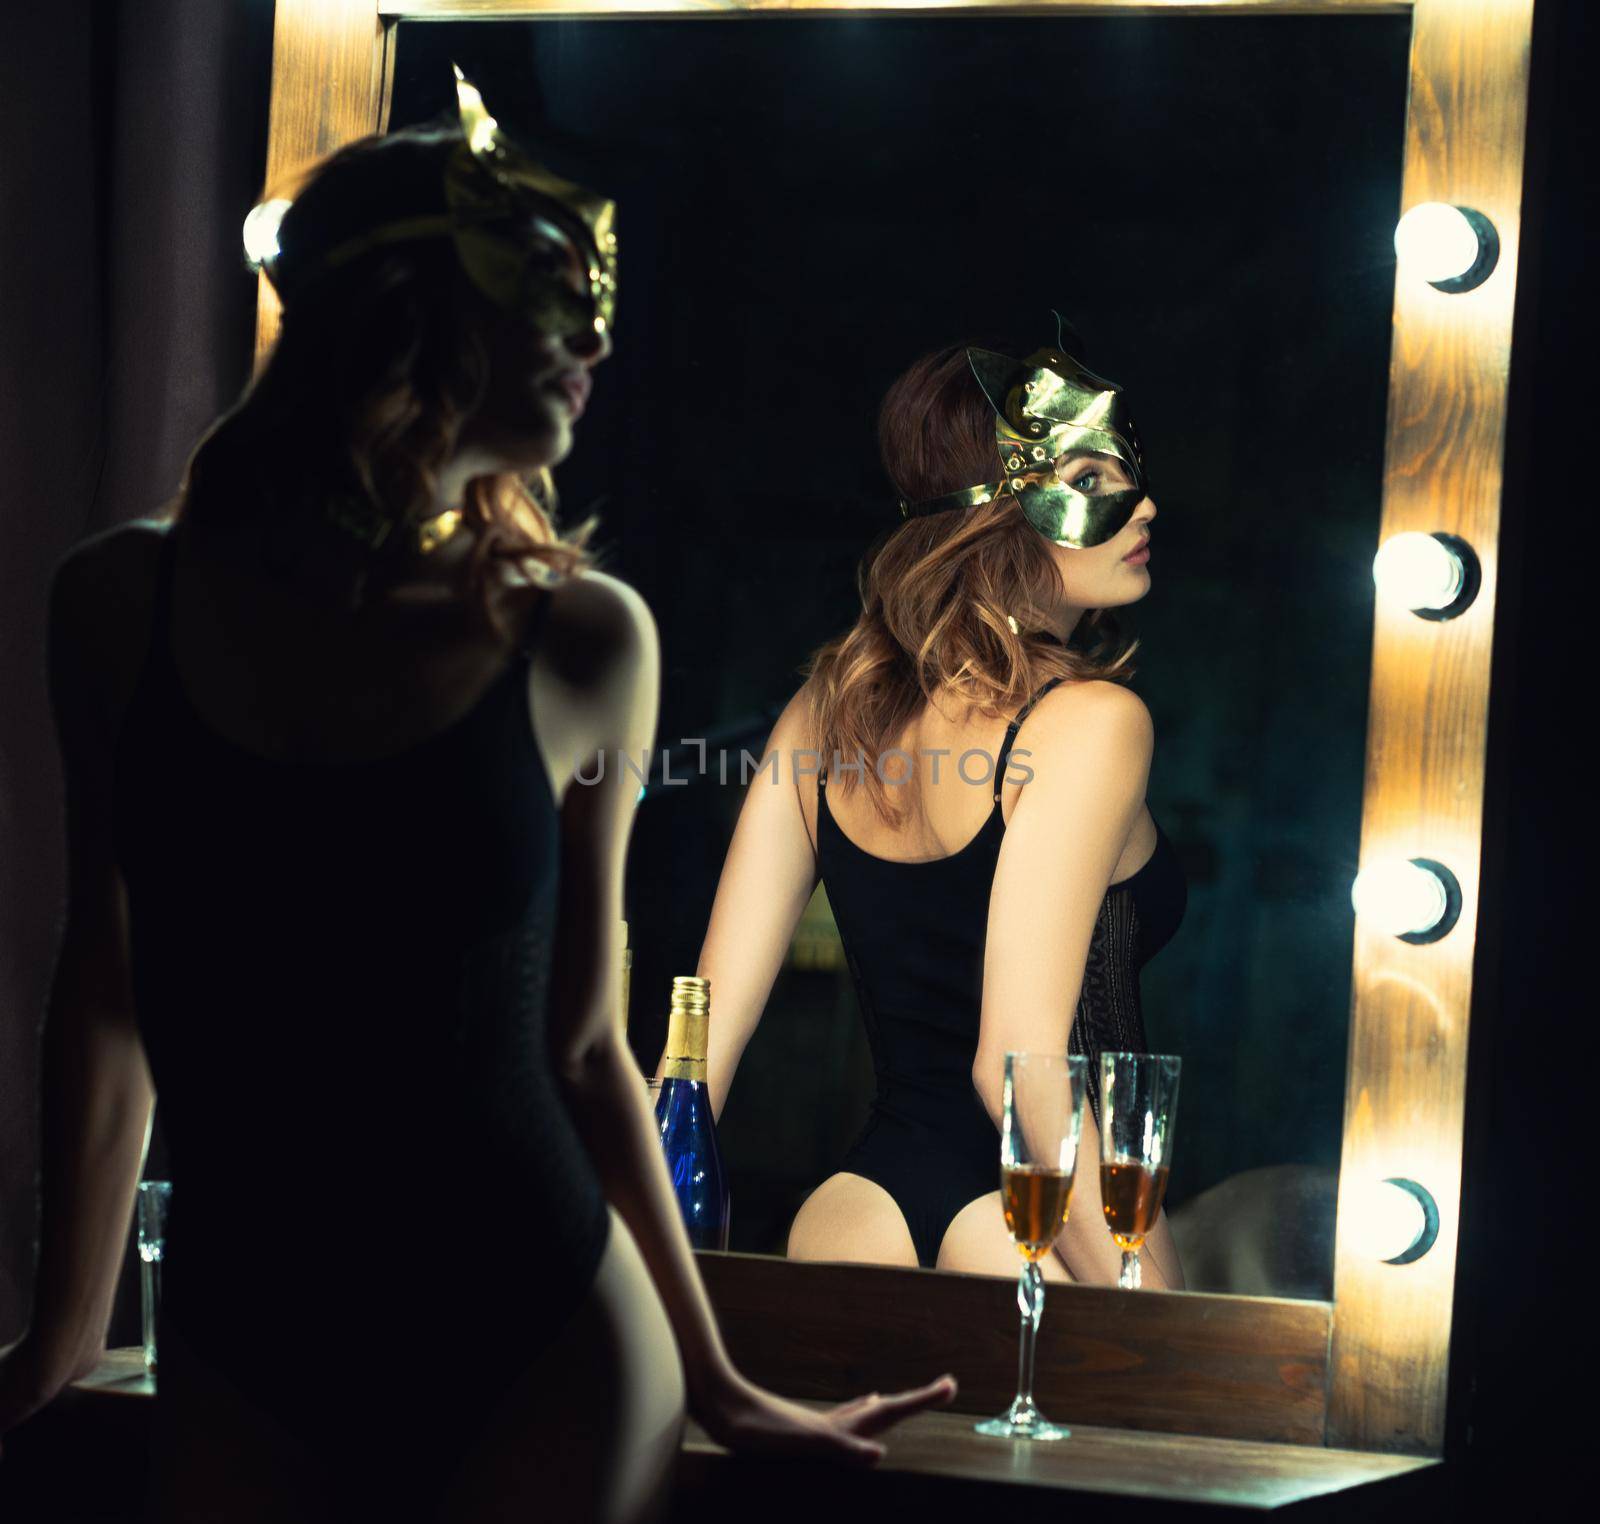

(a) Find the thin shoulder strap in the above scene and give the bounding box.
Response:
[814,738,842,846]
[815,744,860,794]
[993,675,1069,801]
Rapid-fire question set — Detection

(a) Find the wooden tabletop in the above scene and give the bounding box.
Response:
[682,1405,1435,1513]
[72,1348,153,1399]
[69,1350,1438,1516]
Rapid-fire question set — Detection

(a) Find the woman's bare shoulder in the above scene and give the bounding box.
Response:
[766,680,819,747]
[1015,678,1154,768]
[54,518,169,601]
[539,567,655,667]
[50,519,172,677]
[750,680,828,789]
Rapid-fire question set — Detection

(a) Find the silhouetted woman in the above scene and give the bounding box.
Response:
[0,85,952,1523]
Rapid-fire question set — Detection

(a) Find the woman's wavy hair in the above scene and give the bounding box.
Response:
[170,120,595,633]
[802,340,1138,822]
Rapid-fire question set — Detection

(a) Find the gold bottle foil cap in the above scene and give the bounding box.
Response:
[664,975,711,1080]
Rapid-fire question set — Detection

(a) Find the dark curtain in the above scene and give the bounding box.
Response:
[0,1,274,1347]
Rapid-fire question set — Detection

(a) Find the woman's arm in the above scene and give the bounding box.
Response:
[651,690,820,1120]
[539,570,739,1400]
[1,543,157,1434]
[540,576,954,1455]
[973,681,1183,1290]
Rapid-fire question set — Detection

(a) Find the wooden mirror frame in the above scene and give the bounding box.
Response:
[258,0,1537,1458]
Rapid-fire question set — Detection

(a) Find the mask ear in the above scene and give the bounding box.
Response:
[450,64,619,334]
[967,348,1026,425]
[1050,309,1087,360]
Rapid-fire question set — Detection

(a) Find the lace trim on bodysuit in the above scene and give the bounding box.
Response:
[1070,887,1146,1131]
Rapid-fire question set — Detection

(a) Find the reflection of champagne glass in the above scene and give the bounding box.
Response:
[974,1052,1087,1443]
[1099,1053,1181,1290]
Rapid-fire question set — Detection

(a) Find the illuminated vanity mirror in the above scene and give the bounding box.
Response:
[387,10,1408,1302]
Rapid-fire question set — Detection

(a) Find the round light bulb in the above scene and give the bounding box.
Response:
[242,199,292,270]
[1346,1178,1433,1263]
[1351,859,1450,938]
[1373,532,1465,612]
[1394,203,1495,288]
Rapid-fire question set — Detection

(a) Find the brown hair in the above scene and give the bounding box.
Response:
[801,342,1137,822]
[171,122,594,634]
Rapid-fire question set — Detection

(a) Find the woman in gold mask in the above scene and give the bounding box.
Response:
[0,77,952,1523]
[682,336,1188,1289]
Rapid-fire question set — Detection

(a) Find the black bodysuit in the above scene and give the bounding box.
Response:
[816,676,1187,1269]
[112,530,611,1502]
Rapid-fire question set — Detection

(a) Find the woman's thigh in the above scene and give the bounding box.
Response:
[148,1319,340,1524]
[786,1172,918,1268]
[434,1205,687,1524]
[935,1191,1076,1282]
[149,1209,686,1524]
[1141,1211,1184,1289]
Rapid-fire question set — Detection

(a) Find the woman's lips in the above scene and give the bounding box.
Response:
[1124,538,1151,564]
[547,370,591,416]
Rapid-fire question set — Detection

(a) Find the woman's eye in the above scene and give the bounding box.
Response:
[1071,470,1101,492]
[529,243,580,282]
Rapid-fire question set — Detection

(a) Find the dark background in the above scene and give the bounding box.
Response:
[389,13,1408,1262]
[0,0,1588,1502]
[0,0,277,1379]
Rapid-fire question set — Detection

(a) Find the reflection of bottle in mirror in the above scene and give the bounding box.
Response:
[654,975,730,1250]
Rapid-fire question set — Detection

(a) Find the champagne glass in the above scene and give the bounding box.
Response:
[136,1180,172,1373]
[974,1051,1087,1442]
[1098,1052,1182,1290]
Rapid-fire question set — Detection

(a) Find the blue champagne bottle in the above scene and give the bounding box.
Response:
[654,975,730,1250]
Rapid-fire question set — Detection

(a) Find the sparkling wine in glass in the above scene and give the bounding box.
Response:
[1098,1052,1181,1290]
[974,1051,1087,1443]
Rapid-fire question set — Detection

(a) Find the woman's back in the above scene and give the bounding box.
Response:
[768,665,1184,1274]
[813,680,1187,1088]
[107,519,613,1492]
[132,517,554,764]
[812,687,1161,880]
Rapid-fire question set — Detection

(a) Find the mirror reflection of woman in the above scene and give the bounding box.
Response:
[0,88,953,1522]
[678,338,1187,1288]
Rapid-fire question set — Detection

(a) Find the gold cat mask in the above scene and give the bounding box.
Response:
[246,66,617,340]
[898,344,1147,549]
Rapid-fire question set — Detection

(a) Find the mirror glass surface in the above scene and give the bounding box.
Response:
[390,11,1410,1301]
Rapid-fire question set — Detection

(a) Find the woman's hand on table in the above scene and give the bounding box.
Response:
[690,1365,958,1464]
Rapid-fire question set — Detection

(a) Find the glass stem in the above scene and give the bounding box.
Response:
[140,1259,161,1372]
[1119,1247,1142,1290]
[1015,1259,1043,1409]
